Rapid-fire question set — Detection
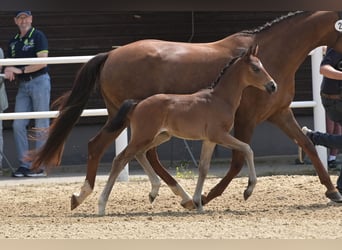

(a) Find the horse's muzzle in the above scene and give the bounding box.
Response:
[265,81,277,94]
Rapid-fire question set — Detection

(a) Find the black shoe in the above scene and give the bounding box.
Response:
[26,168,46,177]
[337,186,342,195]
[302,126,315,144]
[328,160,338,169]
[12,166,46,177]
[12,167,29,177]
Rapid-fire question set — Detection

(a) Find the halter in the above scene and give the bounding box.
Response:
[339,11,342,19]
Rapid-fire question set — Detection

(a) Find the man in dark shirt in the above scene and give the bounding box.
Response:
[4,11,50,177]
[302,48,342,193]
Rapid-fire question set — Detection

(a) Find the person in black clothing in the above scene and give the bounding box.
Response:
[302,47,342,193]
[4,11,50,177]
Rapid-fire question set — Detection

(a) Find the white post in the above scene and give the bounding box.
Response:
[115,128,129,181]
[311,47,327,169]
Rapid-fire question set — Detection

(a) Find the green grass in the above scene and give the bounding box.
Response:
[175,161,195,179]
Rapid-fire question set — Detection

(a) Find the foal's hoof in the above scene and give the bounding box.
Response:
[243,189,253,201]
[148,193,158,203]
[325,189,342,203]
[181,200,196,210]
[71,194,81,210]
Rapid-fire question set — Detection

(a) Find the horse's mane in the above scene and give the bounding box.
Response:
[209,54,243,89]
[208,11,311,89]
[240,11,307,34]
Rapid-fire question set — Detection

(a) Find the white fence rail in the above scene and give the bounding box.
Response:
[0,47,327,169]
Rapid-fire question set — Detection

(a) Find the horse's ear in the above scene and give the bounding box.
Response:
[248,44,259,57]
[252,44,259,56]
[245,44,258,59]
[245,46,253,59]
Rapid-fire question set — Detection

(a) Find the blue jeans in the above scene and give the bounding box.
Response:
[12,73,51,169]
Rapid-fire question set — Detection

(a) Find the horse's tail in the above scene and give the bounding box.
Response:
[30,52,110,169]
[106,99,138,133]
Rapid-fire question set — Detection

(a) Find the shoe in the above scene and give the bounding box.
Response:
[12,166,46,177]
[302,126,315,144]
[328,160,338,169]
[26,168,46,177]
[337,186,342,195]
[12,167,29,177]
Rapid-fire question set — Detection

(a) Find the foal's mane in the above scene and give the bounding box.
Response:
[209,54,242,89]
[240,11,307,34]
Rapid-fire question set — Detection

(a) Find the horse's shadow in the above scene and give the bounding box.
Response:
[70,201,339,218]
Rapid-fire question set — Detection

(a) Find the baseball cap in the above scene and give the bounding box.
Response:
[15,11,32,18]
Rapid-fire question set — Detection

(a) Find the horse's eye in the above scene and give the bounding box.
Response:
[252,64,260,73]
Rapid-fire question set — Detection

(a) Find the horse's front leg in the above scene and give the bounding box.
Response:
[235,142,257,200]
[193,141,216,212]
[222,134,257,200]
[268,108,342,202]
[71,122,125,210]
[201,120,255,205]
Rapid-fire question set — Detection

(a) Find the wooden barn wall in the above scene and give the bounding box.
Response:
[0,11,312,128]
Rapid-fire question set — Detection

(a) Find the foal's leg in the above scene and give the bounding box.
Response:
[193,141,216,212]
[221,134,257,200]
[146,148,194,205]
[135,153,161,203]
[71,121,125,210]
[202,119,255,205]
[135,152,194,208]
[145,133,194,209]
[98,147,133,216]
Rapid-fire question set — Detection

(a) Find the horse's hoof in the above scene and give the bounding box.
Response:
[243,189,252,201]
[326,189,342,203]
[98,209,105,216]
[196,206,205,213]
[71,194,80,210]
[148,193,158,203]
[181,200,196,210]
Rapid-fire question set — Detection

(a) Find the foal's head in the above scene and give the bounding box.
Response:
[237,45,277,94]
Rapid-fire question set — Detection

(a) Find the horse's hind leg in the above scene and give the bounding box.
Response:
[145,133,194,209]
[136,151,194,208]
[147,148,194,208]
[98,147,133,216]
[71,123,125,210]
[135,153,161,203]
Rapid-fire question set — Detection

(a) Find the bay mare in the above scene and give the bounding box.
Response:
[98,45,277,214]
[29,11,342,210]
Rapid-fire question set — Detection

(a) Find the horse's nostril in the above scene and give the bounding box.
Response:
[265,81,277,93]
[272,82,278,92]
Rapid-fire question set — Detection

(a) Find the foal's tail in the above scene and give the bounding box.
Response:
[29,52,110,169]
[106,99,138,132]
